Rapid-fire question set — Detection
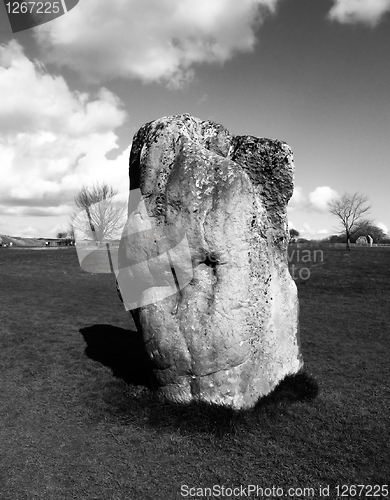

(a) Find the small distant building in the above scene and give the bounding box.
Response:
[41,238,73,247]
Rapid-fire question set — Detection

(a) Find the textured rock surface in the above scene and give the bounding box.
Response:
[356,236,368,245]
[116,113,303,409]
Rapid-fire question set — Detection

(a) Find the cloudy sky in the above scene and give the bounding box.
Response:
[0,0,389,239]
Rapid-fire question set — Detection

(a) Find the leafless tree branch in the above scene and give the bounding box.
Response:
[328,192,372,249]
[71,182,127,245]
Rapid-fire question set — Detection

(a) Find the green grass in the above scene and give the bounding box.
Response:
[0,246,389,499]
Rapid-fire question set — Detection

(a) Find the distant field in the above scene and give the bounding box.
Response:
[0,234,46,247]
[0,246,389,499]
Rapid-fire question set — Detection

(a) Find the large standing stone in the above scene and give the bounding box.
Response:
[356,236,368,246]
[116,114,303,409]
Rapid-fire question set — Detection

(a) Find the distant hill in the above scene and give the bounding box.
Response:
[0,234,46,247]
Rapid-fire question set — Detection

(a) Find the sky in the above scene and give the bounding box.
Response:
[0,0,389,239]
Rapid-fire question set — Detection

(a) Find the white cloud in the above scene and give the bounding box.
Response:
[301,223,316,236]
[377,222,389,234]
[288,186,339,214]
[0,40,129,218]
[0,205,73,217]
[0,41,126,135]
[328,0,390,26]
[298,224,329,239]
[287,186,306,212]
[0,215,78,238]
[33,0,280,87]
[308,186,339,213]
[16,226,40,238]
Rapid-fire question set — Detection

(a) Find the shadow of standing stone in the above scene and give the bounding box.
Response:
[80,324,156,388]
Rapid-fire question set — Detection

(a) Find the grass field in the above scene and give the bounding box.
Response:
[0,246,389,499]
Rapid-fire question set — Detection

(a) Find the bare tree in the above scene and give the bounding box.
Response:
[67,225,75,243]
[57,226,76,244]
[328,192,372,250]
[71,183,127,245]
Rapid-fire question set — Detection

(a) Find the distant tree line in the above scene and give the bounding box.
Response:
[288,191,389,246]
[289,228,300,241]
[56,227,75,244]
[326,228,389,244]
[327,192,388,248]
